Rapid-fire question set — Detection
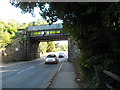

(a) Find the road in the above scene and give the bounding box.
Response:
[2,54,67,88]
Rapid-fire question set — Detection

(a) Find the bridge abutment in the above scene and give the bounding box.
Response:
[26,32,40,60]
[2,24,70,63]
[68,37,80,62]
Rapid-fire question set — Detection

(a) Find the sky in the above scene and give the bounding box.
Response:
[54,40,68,45]
[0,0,63,24]
[0,0,39,23]
[0,0,67,45]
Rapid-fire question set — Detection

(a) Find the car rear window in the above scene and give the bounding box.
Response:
[47,54,56,58]
[59,53,64,55]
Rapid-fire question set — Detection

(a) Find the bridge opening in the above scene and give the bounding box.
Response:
[26,23,69,60]
[39,40,68,58]
[2,24,69,63]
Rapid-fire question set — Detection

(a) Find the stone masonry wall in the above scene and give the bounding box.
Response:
[26,38,40,60]
[26,32,40,60]
[68,37,80,62]
[2,38,26,63]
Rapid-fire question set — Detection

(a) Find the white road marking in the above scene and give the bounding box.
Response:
[38,62,45,65]
[0,69,18,73]
[17,66,34,74]
[2,58,43,68]
[2,62,28,68]
[58,62,63,72]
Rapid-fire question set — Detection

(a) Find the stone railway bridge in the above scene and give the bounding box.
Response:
[25,24,68,60]
[2,23,80,63]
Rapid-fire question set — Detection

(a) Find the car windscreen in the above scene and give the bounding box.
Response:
[47,55,56,58]
[59,53,64,55]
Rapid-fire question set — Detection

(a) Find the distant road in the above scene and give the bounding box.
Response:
[2,52,68,88]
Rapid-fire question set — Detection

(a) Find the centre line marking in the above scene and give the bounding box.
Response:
[17,66,34,74]
[38,62,45,65]
[58,62,63,72]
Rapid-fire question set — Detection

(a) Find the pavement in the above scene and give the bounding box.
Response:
[49,61,79,88]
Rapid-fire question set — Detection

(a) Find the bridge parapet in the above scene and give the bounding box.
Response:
[17,24,68,60]
[29,29,67,37]
[25,23,68,41]
[27,23,63,31]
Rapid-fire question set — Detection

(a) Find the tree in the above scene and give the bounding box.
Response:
[39,42,47,54]
[0,20,18,48]
[62,44,68,51]
[47,41,55,52]
[10,2,120,88]
[28,19,48,26]
[55,43,61,51]
[55,43,68,51]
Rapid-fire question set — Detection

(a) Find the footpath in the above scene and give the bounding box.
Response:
[49,61,79,88]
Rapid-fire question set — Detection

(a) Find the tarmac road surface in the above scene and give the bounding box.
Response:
[2,57,61,88]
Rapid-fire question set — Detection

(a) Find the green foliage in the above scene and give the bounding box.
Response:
[0,18,49,48]
[39,42,48,54]
[46,41,55,52]
[31,30,61,36]
[20,36,27,44]
[0,20,18,48]
[39,41,56,53]
[55,43,68,51]
[49,30,61,34]
[28,19,48,26]
[33,32,41,36]
[41,2,120,88]
[10,2,120,88]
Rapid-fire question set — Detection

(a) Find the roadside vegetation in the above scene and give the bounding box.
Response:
[0,19,47,51]
[4,2,120,88]
[0,19,18,50]
[39,41,68,54]
[0,19,68,55]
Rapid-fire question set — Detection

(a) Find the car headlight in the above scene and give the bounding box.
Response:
[52,59,56,61]
[45,59,49,61]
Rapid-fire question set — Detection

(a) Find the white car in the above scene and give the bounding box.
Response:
[45,54,59,64]
[58,53,65,58]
